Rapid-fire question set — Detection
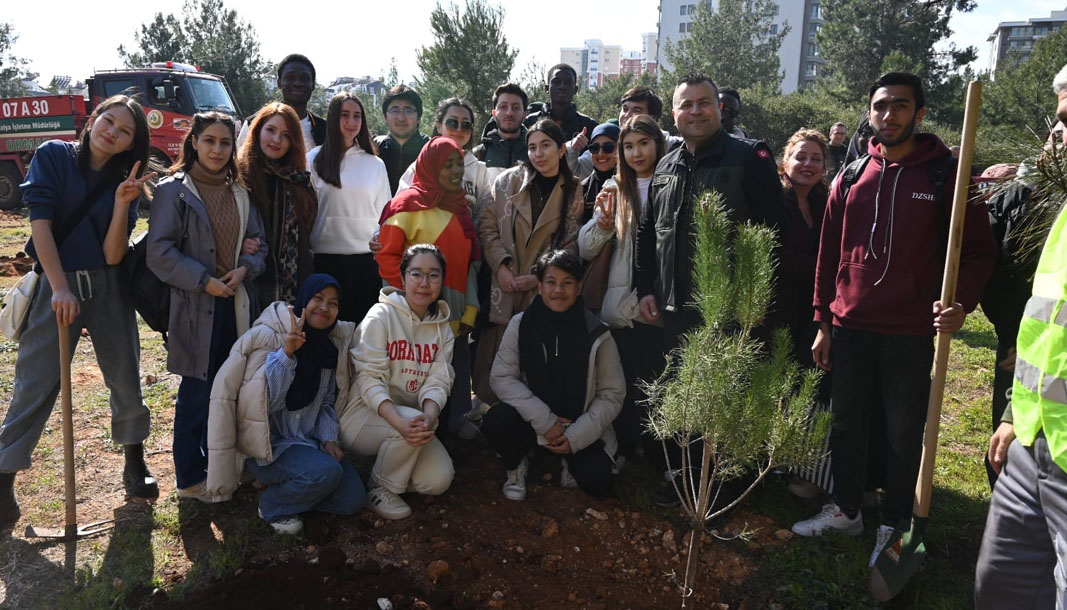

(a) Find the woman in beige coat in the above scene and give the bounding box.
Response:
[473,119,583,404]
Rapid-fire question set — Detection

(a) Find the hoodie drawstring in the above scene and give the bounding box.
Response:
[873,166,906,286]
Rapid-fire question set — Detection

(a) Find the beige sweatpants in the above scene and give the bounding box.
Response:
[347,405,454,496]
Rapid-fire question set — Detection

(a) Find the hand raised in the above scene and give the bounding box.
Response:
[568,127,589,153]
[115,161,157,207]
[283,305,305,357]
[595,188,617,231]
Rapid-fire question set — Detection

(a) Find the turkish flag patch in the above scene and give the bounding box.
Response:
[758,149,771,159]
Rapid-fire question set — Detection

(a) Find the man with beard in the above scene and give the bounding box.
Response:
[634,73,784,507]
[473,83,529,184]
[792,72,995,568]
[375,85,430,195]
[237,54,324,152]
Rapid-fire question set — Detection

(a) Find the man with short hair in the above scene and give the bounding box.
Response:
[375,85,430,195]
[718,87,748,138]
[473,83,529,183]
[827,121,848,176]
[237,54,325,152]
[975,62,1067,609]
[794,72,995,567]
[523,64,598,170]
[618,85,683,152]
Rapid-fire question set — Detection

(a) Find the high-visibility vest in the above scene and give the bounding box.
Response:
[1013,203,1067,472]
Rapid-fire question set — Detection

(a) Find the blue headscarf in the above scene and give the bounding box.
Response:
[286,274,341,411]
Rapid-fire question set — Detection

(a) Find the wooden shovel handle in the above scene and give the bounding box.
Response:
[58,320,77,531]
[913,80,982,518]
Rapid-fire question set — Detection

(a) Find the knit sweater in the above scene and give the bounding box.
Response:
[189,162,240,275]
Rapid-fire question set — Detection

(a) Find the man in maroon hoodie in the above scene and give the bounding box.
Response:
[791,72,996,566]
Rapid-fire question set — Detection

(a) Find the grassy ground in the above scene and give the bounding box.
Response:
[0,205,1001,608]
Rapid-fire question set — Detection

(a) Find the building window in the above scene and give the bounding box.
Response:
[806,62,818,77]
[808,42,819,56]
[770,24,778,35]
[680,4,687,14]
[679,22,686,33]
[811,3,821,19]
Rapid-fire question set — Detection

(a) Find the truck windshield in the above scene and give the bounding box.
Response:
[186,76,236,113]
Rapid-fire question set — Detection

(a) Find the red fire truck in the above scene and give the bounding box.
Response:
[0,62,241,210]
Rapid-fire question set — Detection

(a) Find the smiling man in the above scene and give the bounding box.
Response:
[793,72,995,567]
[375,85,430,195]
[473,83,530,183]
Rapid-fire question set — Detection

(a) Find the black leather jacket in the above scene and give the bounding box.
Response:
[473,128,529,170]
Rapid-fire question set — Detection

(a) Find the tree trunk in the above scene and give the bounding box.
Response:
[680,526,703,609]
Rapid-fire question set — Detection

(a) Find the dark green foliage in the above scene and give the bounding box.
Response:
[0,22,27,97]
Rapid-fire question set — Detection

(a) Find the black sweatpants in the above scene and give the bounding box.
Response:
[482,403,613,498]
[829,327,933,525]
[611,323,666,459]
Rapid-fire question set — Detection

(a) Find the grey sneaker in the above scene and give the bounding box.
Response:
[791,503,864,537]
[869,524,895,567]
[503,457,528,501]
[366,487,412,520]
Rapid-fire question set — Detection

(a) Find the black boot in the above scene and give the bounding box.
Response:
[0,471,20,532]
[123,444,159,500]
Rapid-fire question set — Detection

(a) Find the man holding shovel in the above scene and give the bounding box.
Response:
[975,62,1067,609]
[792,72,995,567]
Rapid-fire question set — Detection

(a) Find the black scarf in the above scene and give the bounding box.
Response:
[518,295,593,422]
[285,274,340,411]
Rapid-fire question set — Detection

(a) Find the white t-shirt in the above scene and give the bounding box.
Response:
[636,176,653,216]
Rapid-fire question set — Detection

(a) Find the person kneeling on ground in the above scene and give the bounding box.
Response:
[206,274,365,535]
[337,244,456,520]
[483,249,625,500]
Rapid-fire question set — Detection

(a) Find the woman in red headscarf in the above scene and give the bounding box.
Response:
[376,136,481,434]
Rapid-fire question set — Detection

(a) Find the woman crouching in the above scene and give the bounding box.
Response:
[206,274,365,535]
[338,244,455,520]
[483,249,624,501]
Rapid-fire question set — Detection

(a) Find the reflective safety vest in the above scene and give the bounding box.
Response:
[1013,204,1067,472]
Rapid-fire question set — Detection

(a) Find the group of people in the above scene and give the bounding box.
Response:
[1,48,1066,602]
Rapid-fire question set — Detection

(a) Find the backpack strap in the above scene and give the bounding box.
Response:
[839,155,871,203]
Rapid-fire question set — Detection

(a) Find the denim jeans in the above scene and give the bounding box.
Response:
[246,444,365,523]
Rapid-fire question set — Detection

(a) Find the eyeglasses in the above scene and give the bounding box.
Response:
[387,107,418,118]
[406,269,443,284]
[444,118,473,132]
[588,142,616,155]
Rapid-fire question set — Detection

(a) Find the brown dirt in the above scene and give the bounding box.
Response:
[145,442,786,610]
[0,254,33,277]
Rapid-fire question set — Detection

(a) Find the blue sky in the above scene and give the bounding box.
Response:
[5,1,1065,86]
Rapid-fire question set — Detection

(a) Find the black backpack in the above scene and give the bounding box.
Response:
[121,231,171,342]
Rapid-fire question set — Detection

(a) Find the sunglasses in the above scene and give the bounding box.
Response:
[588,142,616,154]
[444,118,474,132]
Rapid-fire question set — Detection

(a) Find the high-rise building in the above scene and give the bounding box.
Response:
[559,39,628,88]
[987,7,1067,74]
[655,0,825,93]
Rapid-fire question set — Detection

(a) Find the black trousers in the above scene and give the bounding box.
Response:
[482,403,613,498]
[829,327,933,525]
[611,323,666,459]
[313,252,381,324]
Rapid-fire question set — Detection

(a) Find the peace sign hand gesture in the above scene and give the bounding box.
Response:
[283,305,306,357]
[595,187,617,231]
[116,161,158,207]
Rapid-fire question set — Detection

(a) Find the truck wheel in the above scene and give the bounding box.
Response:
[0,163,23,211]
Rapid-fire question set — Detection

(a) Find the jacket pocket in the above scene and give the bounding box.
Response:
[833,261,918,320]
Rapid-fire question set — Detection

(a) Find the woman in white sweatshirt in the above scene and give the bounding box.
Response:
[308,93,391,323]
[338,244,455,519]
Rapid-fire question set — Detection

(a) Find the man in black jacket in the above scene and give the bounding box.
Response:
[473,83,529,183]
[374,85,430,195]
[237,54,325,152]
[523,64,599,166]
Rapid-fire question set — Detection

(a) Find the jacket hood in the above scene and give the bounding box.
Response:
[379,286,452,324]
[867,132,949,168]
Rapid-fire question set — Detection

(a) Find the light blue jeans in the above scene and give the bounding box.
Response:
[246,444,365,523]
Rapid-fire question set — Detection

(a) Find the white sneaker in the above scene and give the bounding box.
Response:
[366,486,412,520]
[560,461,578,489]
[503,458,528,501]
[791,503,864,537]
[869,524,896,567]
[176,481,224,504]
[258,508,303,536]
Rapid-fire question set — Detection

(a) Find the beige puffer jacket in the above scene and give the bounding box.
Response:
[205,302,358,500]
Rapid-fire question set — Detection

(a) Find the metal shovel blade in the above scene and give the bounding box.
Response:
[869,516,927,601]
[24,518,115,541]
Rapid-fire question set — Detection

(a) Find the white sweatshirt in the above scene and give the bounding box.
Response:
[307,145,391,255]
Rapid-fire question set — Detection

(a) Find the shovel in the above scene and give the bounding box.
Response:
[24,320,113,540]
[869,79,982,600]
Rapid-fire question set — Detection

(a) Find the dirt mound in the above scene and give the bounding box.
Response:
[0,254,33,277]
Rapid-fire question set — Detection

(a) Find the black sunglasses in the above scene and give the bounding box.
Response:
[588,142,616,154]
[444,118,473,132]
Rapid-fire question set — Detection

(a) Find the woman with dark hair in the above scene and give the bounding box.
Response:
[0,96,157,529]
[482,249,624,501]
[238,102,318,305]
[338,244,455,520]
[578,114,666,460]
[472,119,583,404]
[397,98,492,219]
[206,274,365,535]
[308,93,390,323]
[148,111,267,502]
[377,137,480,434]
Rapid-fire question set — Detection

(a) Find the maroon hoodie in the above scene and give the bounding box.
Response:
[813,133,995,335]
